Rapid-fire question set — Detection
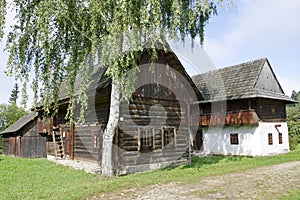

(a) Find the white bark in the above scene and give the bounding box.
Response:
[101,80,120,176]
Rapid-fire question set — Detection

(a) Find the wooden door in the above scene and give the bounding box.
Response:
[65,130,71,157]
[15,136,21,157]
[193,130,203,151]
[9,137,16,156]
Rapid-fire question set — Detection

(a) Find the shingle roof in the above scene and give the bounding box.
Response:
[0,113,37,134]
[192,58,296,103]
[57,44,201,101]
[58,66,109,101]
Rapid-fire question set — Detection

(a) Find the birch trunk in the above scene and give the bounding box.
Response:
[101,80,120,176]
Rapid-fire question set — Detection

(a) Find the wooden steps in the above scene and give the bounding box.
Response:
[52,129,65,159]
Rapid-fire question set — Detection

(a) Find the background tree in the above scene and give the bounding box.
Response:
[287,92,300,150]
[8,83,19,104]
[0,0,228,176]
[0,103,27,154]
[0,103,27,132]
[291,90,299,101]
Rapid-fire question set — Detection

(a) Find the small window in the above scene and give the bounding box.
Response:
[268,133,273,145]
[163,128,176,147]
[271,107,275,114]
[278,133,283,144]
[230,133,239,145]
[93,133,100,149]
[138,128,153,152]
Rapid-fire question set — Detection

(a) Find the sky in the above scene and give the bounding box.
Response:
[0,0,299,106]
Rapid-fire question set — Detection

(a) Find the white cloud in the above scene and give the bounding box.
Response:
[203,0,300,95]
[204,0,300,65]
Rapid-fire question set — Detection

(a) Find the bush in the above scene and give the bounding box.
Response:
[0,136,2,154]
[289,136,299,150]
[287,95,300,150]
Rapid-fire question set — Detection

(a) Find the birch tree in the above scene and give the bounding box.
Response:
[0,0,226,176]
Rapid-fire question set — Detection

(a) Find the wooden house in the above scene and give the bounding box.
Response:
[4,45,199,175]
[1,113,46,158]
[2,53,296,173]
[190,58,296,156]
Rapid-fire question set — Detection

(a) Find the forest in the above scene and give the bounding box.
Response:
[287,90,300,149]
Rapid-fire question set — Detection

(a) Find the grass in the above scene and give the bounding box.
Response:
[1,145,300,199]
[281,191,300,200]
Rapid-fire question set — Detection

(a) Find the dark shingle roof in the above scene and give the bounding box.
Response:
[192,58,295,103]
[0,113,37,134]
[58,66,109,101]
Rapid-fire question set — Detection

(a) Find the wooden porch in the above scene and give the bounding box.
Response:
[190,109,260,126]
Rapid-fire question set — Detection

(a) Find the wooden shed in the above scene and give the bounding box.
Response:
[1,113,47,158]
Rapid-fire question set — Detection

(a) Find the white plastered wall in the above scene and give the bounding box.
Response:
[202,125,259,156]
[202,122,290,156]
[256,122,290,156]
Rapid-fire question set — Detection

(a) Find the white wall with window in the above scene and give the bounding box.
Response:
[201,122,290,156]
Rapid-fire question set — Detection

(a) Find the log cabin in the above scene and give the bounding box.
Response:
[55,46,201,174]
[1,44,201,175]
[0,113,47,158]
[191,58,296,156]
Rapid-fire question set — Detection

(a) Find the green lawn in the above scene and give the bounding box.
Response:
[0,136,2,154]
[1,145,300,199]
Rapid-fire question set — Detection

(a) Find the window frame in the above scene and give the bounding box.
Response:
[268,133,273,145]
[92,131,100,150]
[162,127,176,148]
[138,127,176,152]
[230,133,239,145]
[138,128,154,152]
[278,132,283,144]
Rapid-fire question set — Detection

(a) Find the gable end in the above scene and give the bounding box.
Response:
[254,60,284,94]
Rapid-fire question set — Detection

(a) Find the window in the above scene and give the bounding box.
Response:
[268,133,273,145]
[278,133,283,144]
[93,133,100,149]
[230,133,239,145]
[139,129,153,152]
[163,128,176,147]
[138,127,176,152]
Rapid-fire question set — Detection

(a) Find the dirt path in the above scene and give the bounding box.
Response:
[93,161,300,200]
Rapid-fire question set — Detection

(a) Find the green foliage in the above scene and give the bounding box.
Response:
[8,83,19,104]
[291,90,300,101]
[0,136,2,154]
[0,103,27,132]
[0,145,299,199]
[0,0,225,122]
[287,93,300,150]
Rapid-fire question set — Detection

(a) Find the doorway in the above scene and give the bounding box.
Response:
[193,130,203,151]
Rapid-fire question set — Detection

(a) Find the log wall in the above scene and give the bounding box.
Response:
[73,125,103,163]
[254,98,286,122]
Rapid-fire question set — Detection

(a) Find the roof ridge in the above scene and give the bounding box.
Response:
[192,57,267,78]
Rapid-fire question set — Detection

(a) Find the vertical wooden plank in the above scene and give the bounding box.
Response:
[174,128,177,147]
[65,130,71,156]
[9,137,16,156]
[137,128,141,152]
[152,128,155,150]
[70,122,75,160]
[161,128,164,149]
[52,131,57,158]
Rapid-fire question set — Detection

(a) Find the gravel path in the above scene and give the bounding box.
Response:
[47,155,101,174]
[95,161,300,200]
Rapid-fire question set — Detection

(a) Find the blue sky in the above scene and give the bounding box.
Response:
[0,0,299,106]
